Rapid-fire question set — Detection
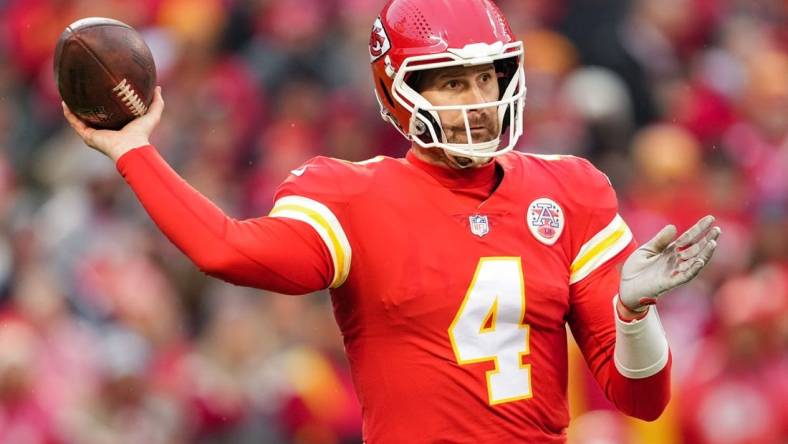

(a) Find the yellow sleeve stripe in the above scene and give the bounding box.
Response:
[569,214,632,285]
[269,196,351,288]
[571,225,626,273]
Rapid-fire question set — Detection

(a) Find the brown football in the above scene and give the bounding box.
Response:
[54,17,156,130]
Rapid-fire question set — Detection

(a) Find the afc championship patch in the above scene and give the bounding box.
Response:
[527,198,564,245]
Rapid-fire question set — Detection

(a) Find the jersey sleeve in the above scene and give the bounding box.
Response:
[116,145,335,295]
[564,158,671,421]
[566,160,635,286]
[270,156,354,289]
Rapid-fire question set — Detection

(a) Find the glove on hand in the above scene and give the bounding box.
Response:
[620,215,721,312]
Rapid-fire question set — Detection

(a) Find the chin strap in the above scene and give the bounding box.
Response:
[442,137,501,168]
[445,151,494,168]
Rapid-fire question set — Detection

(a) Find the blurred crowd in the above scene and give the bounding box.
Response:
[0,0,785,443]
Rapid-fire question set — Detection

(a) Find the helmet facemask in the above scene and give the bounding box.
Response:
[390,41,526,167]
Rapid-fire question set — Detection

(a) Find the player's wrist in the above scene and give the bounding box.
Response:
[616,295,650,322]
[109,138,150,162]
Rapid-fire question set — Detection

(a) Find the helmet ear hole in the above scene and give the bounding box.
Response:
[413,109,443,142]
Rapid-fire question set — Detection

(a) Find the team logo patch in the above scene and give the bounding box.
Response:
[369,17,390,62]
[469,215,490,237]
[527,198,564,245]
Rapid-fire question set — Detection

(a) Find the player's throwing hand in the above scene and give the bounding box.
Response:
[62,86,165,162]
[619,215,721,312]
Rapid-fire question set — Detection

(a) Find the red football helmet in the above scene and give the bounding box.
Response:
[370,0,525,165]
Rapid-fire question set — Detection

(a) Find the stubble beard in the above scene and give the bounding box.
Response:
[443,111,499,144]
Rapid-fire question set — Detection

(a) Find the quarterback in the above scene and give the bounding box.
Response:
[63,0,720,442]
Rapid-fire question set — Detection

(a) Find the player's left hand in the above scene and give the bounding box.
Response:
[619,215,721,312]
[62,86,164,162]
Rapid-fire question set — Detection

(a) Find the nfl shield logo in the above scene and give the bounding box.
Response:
[469,215,489,237]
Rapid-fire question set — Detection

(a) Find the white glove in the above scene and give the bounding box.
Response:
[620,215,721,312]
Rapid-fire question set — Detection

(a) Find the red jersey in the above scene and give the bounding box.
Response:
[117,146,671,443]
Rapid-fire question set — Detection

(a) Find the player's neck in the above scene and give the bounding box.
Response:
[406,148,502,204]
[409,146,453,169]
[406,148,498,188]
[408,146,494,170]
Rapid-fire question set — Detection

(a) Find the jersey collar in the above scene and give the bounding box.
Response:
[405,150,499,193]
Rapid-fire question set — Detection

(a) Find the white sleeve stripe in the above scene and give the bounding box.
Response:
[573,214,626,262]
[270,196,351,288]
[569,214,633,284]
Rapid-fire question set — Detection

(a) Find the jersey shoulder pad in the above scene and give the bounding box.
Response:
[274,155,390,204]
[520,153,614,208]
[515,153,633,283]
[271,156,365,289]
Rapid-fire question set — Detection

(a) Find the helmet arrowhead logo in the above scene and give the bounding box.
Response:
[370,27,385,56]
[369,17,390,62]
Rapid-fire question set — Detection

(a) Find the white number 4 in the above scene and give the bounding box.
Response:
[448,257,532,405]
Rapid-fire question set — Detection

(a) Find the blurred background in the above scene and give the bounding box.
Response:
[0,0,785,443]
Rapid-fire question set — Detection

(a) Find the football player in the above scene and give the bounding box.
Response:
[62,0,720,442]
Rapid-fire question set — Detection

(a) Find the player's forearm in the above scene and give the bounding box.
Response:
[116,145,330,294]
[117,145,230,265]
[612,295,669,379]
[608,294,671,420]
[606,353,672,421]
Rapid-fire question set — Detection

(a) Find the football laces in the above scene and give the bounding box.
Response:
[112,78,147,117]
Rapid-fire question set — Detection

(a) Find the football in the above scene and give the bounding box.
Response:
[54,17,156,130]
